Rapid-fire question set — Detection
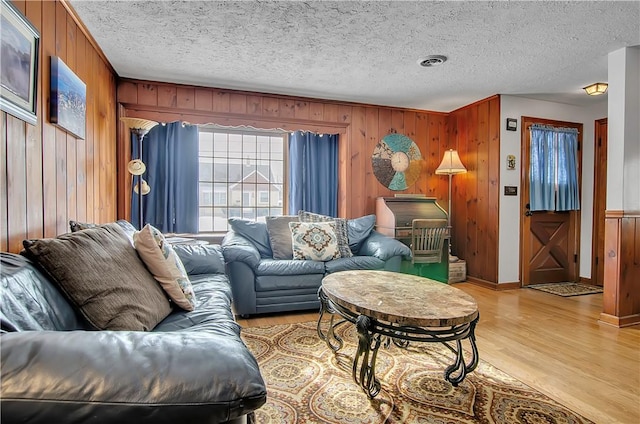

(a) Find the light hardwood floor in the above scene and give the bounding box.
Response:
[237,283,640,424]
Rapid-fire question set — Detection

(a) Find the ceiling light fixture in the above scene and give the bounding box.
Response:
[418,55,447,67]
[583,82,608,96]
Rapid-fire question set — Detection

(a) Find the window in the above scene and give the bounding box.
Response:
[198,128,286,232]
[529,125,580,211]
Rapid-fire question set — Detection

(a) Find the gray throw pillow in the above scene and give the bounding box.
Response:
[23,223,172,331]
[347,214,376,253]
[265,215,299,259]
[298,210,353,258]
[69,219,137,243]
[228,217,272,258]
[69,220,97,232]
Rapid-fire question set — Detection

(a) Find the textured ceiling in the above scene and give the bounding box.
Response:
[69,0,640,112]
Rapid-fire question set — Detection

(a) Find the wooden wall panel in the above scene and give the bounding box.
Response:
[1,114,7,251]
[6,117,27,253]
[25,0,43,240]
[0,0,117,253]
[117,79,449,221]
[449,96,501,284]
[486,98,500,280]
[348,106,366,218]
[600,213,640,327]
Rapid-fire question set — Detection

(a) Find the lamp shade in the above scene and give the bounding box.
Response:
[127,159,146,175]
[435,149,467,175]
[121,117,159,136]
[133,179,151,195]
[582,82,608,96]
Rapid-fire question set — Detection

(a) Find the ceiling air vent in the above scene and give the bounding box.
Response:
[418,55,447,67]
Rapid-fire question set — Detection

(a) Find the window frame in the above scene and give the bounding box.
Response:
[197,126,288,233]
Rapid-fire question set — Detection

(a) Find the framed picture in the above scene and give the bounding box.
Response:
[50,56,86,139]
[0,0,39,125]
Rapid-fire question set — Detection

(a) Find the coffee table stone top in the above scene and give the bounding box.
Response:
[321,270,478,327]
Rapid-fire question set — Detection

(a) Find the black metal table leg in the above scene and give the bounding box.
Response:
[317,288,344,352]
[352,315,382,398]
[444,315,479,386]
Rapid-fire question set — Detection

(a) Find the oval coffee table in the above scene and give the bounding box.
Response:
[317,270,479,398]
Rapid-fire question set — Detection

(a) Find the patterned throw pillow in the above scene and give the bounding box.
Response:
[133,224,196,311]
[298,211,353,258]
[289,221,341,262]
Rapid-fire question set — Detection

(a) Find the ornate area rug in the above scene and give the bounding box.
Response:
[527,282,603,297]
[242,321,592,423]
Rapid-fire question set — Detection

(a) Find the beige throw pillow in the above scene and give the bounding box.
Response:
[134,224,196,311]
[290,221,341,261]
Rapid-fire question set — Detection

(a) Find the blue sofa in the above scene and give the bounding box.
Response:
[221,215,411,316]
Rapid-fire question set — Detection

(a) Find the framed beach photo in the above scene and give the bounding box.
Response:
[50,56,86,139]
[0,0,40,125]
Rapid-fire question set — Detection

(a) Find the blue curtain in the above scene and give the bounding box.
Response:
[530,126,556,211]
[529,125,580,211]
[288,131,339,216]
[131,122,199,232]
[556,129,580,211]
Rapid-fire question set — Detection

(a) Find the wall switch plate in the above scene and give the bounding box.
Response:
[504,186,517,196]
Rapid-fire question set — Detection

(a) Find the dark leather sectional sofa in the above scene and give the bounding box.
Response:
[0,243,266,424]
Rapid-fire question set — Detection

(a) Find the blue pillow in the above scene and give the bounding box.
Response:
[347,214,376,253]
[228,218,273,258]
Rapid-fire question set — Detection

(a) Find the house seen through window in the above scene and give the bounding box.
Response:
[198,127,286,232]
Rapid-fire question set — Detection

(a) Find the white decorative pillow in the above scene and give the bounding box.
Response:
[289,221,341,261]
[133,224,196,311]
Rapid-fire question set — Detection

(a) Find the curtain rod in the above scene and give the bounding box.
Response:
[530,123,579,133]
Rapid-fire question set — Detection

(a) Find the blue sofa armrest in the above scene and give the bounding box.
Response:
[221,232,262,270]
[173,244,226,275]
[358,231,412,261]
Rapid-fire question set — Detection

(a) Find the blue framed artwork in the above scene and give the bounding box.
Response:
[50,56,86,139]
[0,0,40,125]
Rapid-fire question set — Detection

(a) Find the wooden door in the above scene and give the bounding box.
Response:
[591,119,607,286]
[520,117,582,286]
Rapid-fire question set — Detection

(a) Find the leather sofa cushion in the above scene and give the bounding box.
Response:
[255,274,323,291]
[256,258,325,276]
[173,244,226,275]
[325,255,385,274]
[154,275,237,333]
[22,224,172,331]
[228,218,272,258]
[347,214,376,253]
[0,253,84,332]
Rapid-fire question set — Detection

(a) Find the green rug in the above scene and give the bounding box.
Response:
[242,321,593,423]
[527,282,603,297]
